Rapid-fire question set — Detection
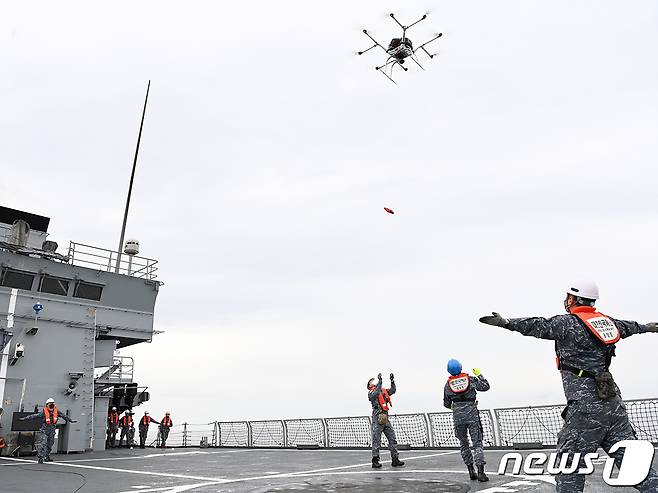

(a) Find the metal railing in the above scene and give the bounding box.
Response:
[67,241,159,280]
[95,356,134,384]
[154,398,658,449]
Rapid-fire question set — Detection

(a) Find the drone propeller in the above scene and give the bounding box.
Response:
[358,29,388,56]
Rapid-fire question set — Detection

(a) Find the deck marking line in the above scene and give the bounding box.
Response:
[0,456,230,482]
[61,449,259,463]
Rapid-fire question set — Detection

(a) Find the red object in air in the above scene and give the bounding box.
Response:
[384,207,394,214]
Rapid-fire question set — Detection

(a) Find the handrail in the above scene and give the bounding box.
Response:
[153,398,658,449]
[67,241,159,280]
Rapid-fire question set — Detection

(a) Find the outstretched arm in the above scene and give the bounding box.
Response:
[480,312,568,340]
[59,414,77,423]
[616,320,658,339]
[60,414,76,423]
[19,411,42,421]
[151,419,160,425]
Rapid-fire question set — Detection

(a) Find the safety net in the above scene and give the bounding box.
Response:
[326,416,371,448]
[284,419,326,447]
[428,410,496,447]
[494,405,564,446]
[218,421,249,447]
[626,399,658,443]
[250,420,285,447]
[381,414,430,448]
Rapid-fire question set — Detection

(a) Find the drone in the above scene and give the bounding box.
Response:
[358,13,442,84]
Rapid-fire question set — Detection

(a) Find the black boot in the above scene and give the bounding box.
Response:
[37,457,44,464]
[391,457,405,467]
[372,456,382,469]
[467,464,477,480]
[477,465,489,482]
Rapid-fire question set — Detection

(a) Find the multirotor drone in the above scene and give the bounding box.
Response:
[358,13,442,84]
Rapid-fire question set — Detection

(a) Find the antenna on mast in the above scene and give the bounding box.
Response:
[115,80,151,273]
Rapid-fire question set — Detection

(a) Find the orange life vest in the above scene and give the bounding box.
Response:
[141,416,151,426]
[44,405,58,425]
[120,416,133,427]
[377,389,392,412]
[108,412,119,425]
[448,373,471,393]
[570,306,620,344]
[161,416,172,427]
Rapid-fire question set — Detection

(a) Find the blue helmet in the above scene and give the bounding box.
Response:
[447,359,462,376]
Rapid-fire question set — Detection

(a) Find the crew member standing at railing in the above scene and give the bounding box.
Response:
[443,359,490,482]
[107,406,120,448]
[119,411,135,448]
[368,373,404,469]
[138,411,159,449]
[159,411,173,447]
[480,281,658,493]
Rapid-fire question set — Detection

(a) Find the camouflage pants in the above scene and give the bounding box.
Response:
[556,400,658,493]
[139,426,149,447]
[454,421,485,466]
[106,425,118,447]
[371,418,399,459]
[159,427,170,446]
[36,428,55,459]
[119,427,134,447]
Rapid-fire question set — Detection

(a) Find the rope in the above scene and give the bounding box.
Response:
[16,465,87,493]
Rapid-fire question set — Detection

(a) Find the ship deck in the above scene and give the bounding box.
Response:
[1,447,654,492]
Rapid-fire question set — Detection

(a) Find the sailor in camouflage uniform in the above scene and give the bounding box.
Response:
[368,372,405,469]
[480,281,658,493]
[443,359,490,482]
[20,398,76,463]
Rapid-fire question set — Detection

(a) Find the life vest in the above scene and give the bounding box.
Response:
[161,416,172,427]
[556,306,618,374]
[448,373,470,394]
[377,389,392,412]
[571,306,620,344]
[44,405,58,425]
[108,412,119,425]
[141,416,151,426]
[120,416,133,427]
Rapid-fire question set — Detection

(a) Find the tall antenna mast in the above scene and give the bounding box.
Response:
[115,80,151,273]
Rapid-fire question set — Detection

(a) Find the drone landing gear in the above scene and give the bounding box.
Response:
[376,57,408,85]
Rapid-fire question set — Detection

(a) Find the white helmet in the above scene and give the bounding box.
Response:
[567,281,599,300]
[144,411,149,415]
[45,398,55,404]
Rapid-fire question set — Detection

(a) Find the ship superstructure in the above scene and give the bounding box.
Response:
[0,205,161,453]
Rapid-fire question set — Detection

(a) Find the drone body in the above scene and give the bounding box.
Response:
[358,13,443,84]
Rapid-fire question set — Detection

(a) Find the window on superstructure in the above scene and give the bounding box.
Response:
[73,281,103,301]
[39,275,70,296]
[0,269,35,290]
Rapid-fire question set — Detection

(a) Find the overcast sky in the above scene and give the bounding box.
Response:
[1,1,657,424]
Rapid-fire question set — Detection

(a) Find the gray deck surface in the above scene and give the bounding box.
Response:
[1,447,654,492]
